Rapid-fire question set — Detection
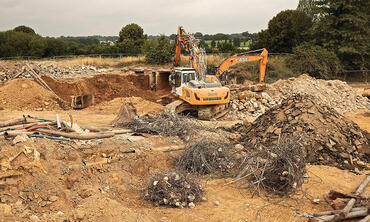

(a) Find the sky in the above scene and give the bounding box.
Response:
[0,0,299,37]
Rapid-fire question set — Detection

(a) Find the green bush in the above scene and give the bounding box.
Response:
[290,43,342,79]
[144,36,174,65]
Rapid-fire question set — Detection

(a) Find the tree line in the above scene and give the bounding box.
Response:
[0,0,368,78]
[0,24,253,59]
[252,0,369,77]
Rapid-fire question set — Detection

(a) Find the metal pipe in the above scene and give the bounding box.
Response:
[29,134,70,141]
[36,128,115,140]
[0,117,27,127]
[4,131,35,137]
[0,121,54,132]
[56,114,61,129]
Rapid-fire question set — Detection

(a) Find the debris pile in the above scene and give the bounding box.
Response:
[117,113,202,141]
[230,136,306,196]
[227,89,276,119]
[0,115,129,141]
[238,94,370,170]
[225,75,369,121]
[177,139,236,175]
[0,61,111,81]
[268,74,368,113]
[144,171,203,208]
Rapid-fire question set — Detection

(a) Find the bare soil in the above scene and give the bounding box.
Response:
[0,68,369,222]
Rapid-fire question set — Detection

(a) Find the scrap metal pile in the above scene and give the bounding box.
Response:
[0,115,130,142]
[177,139,236,175]
[228,136,307,197]
[309,176,369,222]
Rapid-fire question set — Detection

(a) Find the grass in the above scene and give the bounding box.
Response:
[179,54,229,67]
[56,56,145,68]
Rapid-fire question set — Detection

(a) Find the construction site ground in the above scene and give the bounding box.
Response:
[0,61,369,222]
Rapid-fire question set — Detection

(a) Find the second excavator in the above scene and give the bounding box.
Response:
[166,26,268,120]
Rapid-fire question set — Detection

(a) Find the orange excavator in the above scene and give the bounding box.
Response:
[215,48,269,83]
[167,26,268,120]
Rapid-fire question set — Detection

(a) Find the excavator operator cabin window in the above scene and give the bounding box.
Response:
[175,72,181,87]
[183,72,195,83]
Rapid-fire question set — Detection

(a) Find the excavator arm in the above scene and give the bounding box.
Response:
[174,26,206,81]
[215,48,268,83]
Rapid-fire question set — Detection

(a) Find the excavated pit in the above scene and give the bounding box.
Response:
[0,73,172,110]
[41,73,171,107]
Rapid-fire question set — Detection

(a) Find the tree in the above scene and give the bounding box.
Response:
[255,10,312,52]
[29,36,46,57]
[43,38,68,57]
[144,35,174,64]
[211,40,216,48]
[217,41,235,53]
[290,43,341,79]
[13,25,36,35]
[297,0,316,19]
[311,0,370,69]
[118,23,146,53]
[233,38,241,47]
[194,32,203,39]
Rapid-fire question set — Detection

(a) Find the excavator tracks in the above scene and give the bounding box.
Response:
[165,100,229,120]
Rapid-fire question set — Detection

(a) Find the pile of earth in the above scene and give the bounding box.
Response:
[236,94,369,170]
[267,74,369,114]
[0,78,60,111]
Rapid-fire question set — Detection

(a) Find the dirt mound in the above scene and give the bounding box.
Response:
[41,74,164,105]
[268,74,369,113]
[0,78,60,110]
[238,94,370,170]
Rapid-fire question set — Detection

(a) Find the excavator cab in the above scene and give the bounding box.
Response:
[170,67,197,95]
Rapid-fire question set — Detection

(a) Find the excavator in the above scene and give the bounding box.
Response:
[167,26,268,120]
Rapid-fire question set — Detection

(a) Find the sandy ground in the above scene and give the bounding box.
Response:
[0,104,369,222]
[0,75,369,222]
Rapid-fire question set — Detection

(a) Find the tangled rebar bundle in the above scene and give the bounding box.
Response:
[177,138,236,175]
[118,113,202,140]
[144,171,204,208]
[233,136,306,196]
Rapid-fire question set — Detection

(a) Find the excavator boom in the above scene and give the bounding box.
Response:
[215,48,268,83]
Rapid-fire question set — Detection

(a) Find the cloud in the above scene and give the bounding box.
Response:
[0,0,298,36]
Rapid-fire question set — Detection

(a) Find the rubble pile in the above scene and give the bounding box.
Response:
[225,75,369,120]
[0,61,121,81]
[144,171,204,208]
[238,94,369,170]
[268,74,369,113]
[227,89,276,120]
